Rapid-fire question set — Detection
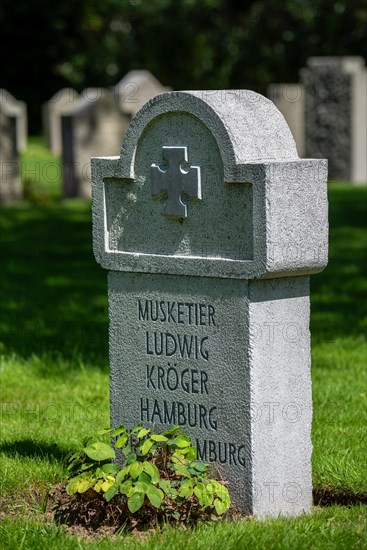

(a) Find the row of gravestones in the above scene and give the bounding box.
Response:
[268,56,367,184]
[1,58,366,203]
[45,71,170,198]
[0,71,169,202]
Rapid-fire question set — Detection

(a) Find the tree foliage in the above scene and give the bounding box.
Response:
[0,0,366,132]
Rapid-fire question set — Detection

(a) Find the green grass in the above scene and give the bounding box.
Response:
[20,136,62,201]
[0,505,366,549]
[0,140,366,547]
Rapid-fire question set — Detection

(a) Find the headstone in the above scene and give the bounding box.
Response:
[114,70,171,116]
[267,84,305,157]
[91,90,328,517]
[0,99,22,202]
[43,88,79,155]
[61,88,130,198]
[301,56,367,184]
[0,89,27,152]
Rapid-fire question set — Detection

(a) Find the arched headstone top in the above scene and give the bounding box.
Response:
[92,89,327,280]
[119,90,299,181]
[114,70,171,116]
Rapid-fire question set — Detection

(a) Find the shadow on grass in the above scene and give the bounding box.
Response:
[310,184,367,343]
[0,439,67,462]
[0,202,109,365]
[0,184,366,365]
[313,486,367,507]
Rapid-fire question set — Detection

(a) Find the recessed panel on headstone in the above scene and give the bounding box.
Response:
[104,112,253,261]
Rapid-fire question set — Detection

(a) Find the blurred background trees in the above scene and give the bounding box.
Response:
[1,0,366,133]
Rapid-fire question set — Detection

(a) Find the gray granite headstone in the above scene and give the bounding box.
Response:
[114,70,171,116]
[267,84,305,157]
[61,88,130,198]
[0,89,27,153]
[0,99,22,202]
[91,90,328,517]
[301,56,367,184]
[43,88,79,155]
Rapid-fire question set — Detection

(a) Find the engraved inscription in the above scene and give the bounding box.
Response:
[151,146,201,219]
[136,297,245,468]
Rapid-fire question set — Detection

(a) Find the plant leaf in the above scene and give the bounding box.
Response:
[122,444,132,456]
[81,462,94,471]
[143,461,160,483]
[98,427,114,435]
[135,481,149,494]
[163,426,181,436]
[174,436,191,448]
[115,434,129,448]
[130,461,143,479]
[138,471,151,484]
[128,491,144,513]
[185,447,197,460]
[126,453,137,465]
[150,434,168,442]
[93,479,104,493]
[194,482,204,502]
[111,425,127,437]
[214,498,228,515]
[173,464,191,478]
[76,479,93,494]
[159,479,178,498]
[141,439,154,456]
[178,480,193,497]
[116,466,130,483]
[193,462,208,472]
[137,428,150,438]
[104,484,119,502]
[120,479,134,496]
[130,423,143,435]
[158,479,171,494]
[100,463,120,475]
[146,485,164,508]
[100,479,114,492]
[84,442,115,462]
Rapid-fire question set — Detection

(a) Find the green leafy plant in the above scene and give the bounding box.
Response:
[64,423,230,525]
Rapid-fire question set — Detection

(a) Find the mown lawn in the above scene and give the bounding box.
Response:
[0,139,366,548]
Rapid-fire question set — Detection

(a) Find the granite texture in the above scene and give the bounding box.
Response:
[249,276,312,517]
[108,272,312,516]
[301,56,367,184]
[91,89,329,517]
[92,90,328,279]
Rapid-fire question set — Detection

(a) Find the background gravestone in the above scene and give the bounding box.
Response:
[0,99,22,202]
[301,56,367,184]
[114,70,171,117]
[267,84,305,157]
[92,90,328,517]
[43,88,79,155]
[61,88,130,198]
[0,89,27,153]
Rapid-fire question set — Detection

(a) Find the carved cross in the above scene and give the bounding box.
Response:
[151,146,201,219]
